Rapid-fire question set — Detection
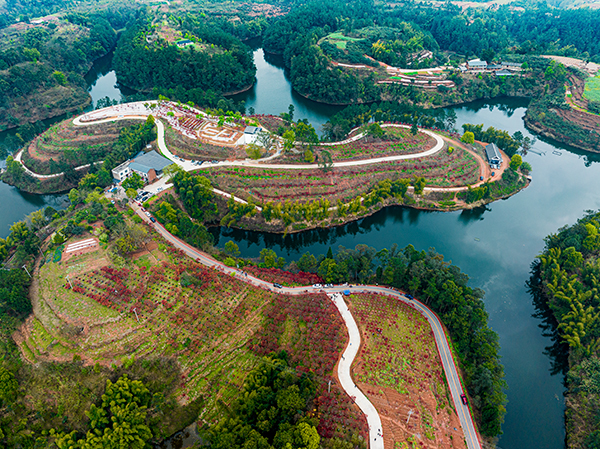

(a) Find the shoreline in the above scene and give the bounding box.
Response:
[209,180,530,236]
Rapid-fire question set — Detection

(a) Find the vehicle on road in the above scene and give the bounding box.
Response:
[312,283,323,288]
[405,294,414,300]
[460,393,468,405]
[480,176,484,181]
[145,211,151,217]
[343,290,351,296]
[273,283,283,289]
[324,283,333,288]
[150,217,156,223]
[110,200,115,204]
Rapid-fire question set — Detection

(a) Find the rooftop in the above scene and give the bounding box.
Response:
[485,143,502,161]
[131,150,172,172]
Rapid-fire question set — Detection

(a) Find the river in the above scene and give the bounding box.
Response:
[2,45,598,448]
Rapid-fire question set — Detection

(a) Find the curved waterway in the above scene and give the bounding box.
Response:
[2,44,599,448]
[0,49,130,237]
[221,52,600,449]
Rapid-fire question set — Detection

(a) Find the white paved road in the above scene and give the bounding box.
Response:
[131,203,482,449]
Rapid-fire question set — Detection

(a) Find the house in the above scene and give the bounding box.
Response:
[176,39,193,49]
[467,59,488,70]
[239,125,262,145]
[112,150,172,184]
[495,69,515,77]
[501,61,521,69]
[111,160,131,182]
[129,150,172,183]
[485,143,503,169]
[486,64,503,71]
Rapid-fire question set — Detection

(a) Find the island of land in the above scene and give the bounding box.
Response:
[2,100,529,235]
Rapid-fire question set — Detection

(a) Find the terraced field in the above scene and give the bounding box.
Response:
[16,229,367,441]
[195,144,479,205]
[23,119,138,174]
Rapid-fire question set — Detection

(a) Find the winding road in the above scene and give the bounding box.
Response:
[130,201,482,449]
[18,102,508,202]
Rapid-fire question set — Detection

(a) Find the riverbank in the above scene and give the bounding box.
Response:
[205,173,529,235]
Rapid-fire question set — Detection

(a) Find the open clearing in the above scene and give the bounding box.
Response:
[584,75,600,102]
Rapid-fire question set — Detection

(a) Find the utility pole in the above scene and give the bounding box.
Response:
[328,380,332,393]
[66,274,73,289]
[22,265,31,278]
[406,409,413,425]
[133,307,140,323]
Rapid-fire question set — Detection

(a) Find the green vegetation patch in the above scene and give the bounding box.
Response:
[323,31,366,50]
[584,75,600,103]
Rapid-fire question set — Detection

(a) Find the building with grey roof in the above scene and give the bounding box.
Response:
[485,143,503,169]
[112,150,172,184]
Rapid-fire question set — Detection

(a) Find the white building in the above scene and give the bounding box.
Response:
[467,59,488,70]
[111,160,131,182]
[237,126,262,145]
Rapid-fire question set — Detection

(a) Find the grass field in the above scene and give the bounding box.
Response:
[322,31,366,50]
[584,75,600,102]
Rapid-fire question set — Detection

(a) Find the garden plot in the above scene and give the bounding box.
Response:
[21,232,365,436]
[164,125,246,160]
[322,127,435,161]
[197,145,479,205]
[348,293,466,449]
[197,120,244,146]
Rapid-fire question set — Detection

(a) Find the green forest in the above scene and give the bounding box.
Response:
[0,6,143,130]
[532,211,600,449]
[113,18,256,95]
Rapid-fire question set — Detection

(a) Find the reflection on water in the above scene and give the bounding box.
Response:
[229,46,344,133]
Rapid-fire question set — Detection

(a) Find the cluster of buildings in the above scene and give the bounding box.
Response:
[459,59,522,76]
[111,149,172,184]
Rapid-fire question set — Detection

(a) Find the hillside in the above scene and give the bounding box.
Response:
[532,210,600,448]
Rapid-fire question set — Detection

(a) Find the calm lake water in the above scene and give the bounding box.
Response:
[2,44,598,449]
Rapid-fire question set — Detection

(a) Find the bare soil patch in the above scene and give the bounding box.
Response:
[348,292,466,449]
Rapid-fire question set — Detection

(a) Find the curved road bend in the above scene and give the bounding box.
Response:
[131,203,482,449]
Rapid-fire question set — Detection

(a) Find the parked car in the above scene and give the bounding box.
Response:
[312,283,323,288]
[273,283,283,289]
[150,217,156,223]
[405,294,414,300]
[460,394,468,405]
[324,284,333,288]
[145,211,151,217]
[480,176,484,181]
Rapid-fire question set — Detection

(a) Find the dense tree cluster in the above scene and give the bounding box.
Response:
[202,351,320,449]
[461,123,522,157]
[0,13,119,128]
[532,210,600,448]
[323,101,455,141]
[113,19,255,95]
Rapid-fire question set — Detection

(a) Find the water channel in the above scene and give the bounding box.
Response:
[2,45,599,448]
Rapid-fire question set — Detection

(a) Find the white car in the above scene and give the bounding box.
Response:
[312,283,323,288]
[145,211,151,217]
